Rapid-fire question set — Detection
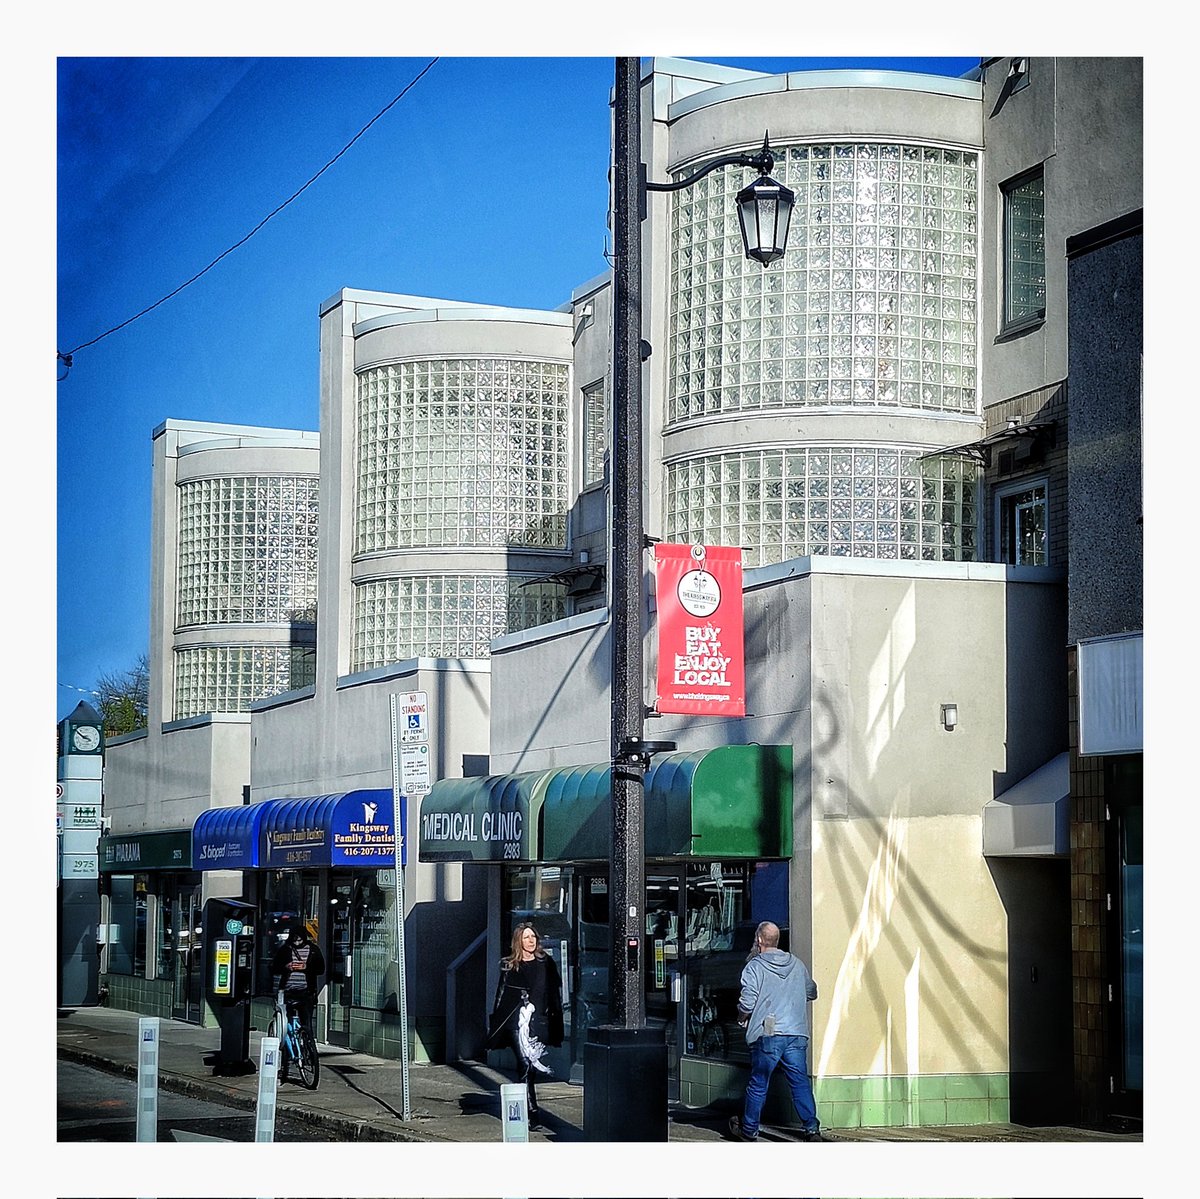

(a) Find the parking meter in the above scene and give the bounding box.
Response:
[202,897,258,1074]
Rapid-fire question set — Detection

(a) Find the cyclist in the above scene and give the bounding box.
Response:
[271,921,325,1035]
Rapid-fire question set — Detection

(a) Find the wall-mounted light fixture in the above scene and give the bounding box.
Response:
[941,703,959,731]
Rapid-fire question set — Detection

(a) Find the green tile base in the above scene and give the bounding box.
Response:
[678,1055,1010,1129]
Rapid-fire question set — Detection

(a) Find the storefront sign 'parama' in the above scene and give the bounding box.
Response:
[653,543,745,717]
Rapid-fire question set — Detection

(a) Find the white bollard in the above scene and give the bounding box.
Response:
[499,1082,529,1142]
[135,1017,160,1143]
[255,1036,282,1142]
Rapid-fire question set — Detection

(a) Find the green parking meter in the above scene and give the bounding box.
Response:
[202,897,258,1075]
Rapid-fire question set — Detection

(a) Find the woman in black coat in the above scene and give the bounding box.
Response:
[489,921,563,1121]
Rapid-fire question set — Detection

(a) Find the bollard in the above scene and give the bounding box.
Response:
[255,1035,282,1142]
[135,1017,160,1143]
[499,1082,529,1142]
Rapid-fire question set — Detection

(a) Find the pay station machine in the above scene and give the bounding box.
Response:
[202,897,258,1075]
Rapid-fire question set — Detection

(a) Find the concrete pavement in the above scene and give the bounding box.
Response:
[56,1005,1141,1143]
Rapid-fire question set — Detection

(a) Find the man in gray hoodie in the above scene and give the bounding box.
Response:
[729,920,823,1142]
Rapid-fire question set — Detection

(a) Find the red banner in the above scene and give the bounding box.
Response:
[653,543,745,717]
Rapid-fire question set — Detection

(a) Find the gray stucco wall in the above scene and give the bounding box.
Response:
[980,58,1142,405]
[1066,229,1143,643]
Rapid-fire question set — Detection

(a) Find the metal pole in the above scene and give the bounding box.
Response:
[389,693,412,1120]
[610,55,646,1029]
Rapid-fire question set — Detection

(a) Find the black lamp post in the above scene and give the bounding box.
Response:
[583,56,792,1143]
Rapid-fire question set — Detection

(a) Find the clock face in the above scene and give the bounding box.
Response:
[72,725,101,753]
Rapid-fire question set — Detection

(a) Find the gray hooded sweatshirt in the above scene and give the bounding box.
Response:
[738,948,818,1043]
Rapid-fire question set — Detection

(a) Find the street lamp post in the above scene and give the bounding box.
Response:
[583,56,793,1142]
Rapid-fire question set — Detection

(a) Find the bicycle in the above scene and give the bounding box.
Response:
[268,990,320,1089]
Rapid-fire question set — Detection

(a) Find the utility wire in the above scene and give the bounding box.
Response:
[58,57,440,377]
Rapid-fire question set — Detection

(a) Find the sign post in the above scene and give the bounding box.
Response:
[389,693,414,1122]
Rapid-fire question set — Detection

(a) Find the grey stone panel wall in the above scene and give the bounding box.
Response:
[1066,230,1143,644]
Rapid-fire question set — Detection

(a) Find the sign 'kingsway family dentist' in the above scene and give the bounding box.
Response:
[653,543,746,717]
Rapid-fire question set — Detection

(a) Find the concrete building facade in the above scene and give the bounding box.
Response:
[92,56,1141,1131]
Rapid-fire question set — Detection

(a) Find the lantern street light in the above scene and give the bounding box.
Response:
[584,57,792,1143]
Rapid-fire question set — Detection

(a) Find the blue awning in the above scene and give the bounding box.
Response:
[192,789,406,871]
[193,802,272,870]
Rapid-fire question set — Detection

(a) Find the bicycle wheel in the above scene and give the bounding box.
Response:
[295,1021,320,1089]
[266,1010,289,1080]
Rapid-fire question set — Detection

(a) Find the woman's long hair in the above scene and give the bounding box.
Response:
[502,921,546,972]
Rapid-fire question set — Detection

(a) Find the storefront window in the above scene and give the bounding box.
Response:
[107,875,148,977]
[259,869,321,992]
[679,861,789,1065]
[351,872,397,1008]
[500,860,790,1080]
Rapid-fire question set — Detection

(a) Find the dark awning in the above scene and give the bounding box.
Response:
[192,789,404,871]
[99,829,193,873]
[419,744,792,864]
[418,772,543,861]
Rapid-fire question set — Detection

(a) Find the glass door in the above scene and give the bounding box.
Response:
[569,869,609,1080]
[645,870,685,1098]
[326,874,354,1046]
[171,885,203,1023]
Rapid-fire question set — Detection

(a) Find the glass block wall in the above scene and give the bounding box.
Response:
[176,476,319,626]
[172,474,319,717]
[356,358,569,552]
[665,140,981,565]
[353,575,565,670]
[173,644,316,719]
[351,356,571,673]
[669,143,979,419]
[666,447,978,567]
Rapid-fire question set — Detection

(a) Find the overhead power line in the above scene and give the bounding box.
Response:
[58,57,440,379]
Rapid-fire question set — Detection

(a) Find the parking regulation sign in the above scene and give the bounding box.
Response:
[401,743,432,794]
[397,691,429,743]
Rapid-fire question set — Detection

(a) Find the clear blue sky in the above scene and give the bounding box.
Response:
[55,54,980,720]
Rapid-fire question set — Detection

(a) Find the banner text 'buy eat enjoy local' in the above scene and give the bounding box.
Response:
[653,543,745,717]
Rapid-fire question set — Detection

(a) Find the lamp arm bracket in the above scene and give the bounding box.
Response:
[642,150,771,196]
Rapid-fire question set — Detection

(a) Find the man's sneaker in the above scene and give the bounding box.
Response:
[800,1127,828,1141]
[728,1115,758,1141]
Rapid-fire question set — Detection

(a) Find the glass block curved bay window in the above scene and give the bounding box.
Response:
[356,358,569,554]
[669,143,979,422]
[176,476,319,626]
[352,574,565,671]
[666,446,978,566]
[173,644,316,719]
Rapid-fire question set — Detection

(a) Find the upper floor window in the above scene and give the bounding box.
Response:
[582,380,607,490]
[1002,167,1045,331]
[996,478,1047,565]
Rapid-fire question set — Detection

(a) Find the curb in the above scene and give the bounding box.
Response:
[57,1045,436,1143]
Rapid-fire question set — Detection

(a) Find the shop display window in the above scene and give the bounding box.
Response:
[350,872,397,1008]
[258,869,320,993]
[106,874,148,977]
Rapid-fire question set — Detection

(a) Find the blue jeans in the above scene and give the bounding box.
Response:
[743,1034,819,1137]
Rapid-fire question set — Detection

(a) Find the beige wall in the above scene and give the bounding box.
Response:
[812,814,1008,1078]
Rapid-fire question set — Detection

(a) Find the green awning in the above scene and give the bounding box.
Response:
[418,744,793,864]
[543,744,793,860]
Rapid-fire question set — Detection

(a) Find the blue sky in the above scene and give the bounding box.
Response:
[54,54,988,720]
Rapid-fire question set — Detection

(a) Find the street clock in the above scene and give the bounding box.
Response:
[60,700,105,757]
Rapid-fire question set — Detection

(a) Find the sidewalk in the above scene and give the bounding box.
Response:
[56,1005,1140,1143]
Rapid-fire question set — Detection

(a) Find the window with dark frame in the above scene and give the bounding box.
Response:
[997,480,1047,565]
[1002,167,1046,331]
[582,380,607,489]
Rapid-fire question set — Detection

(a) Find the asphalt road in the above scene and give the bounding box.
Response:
[57,1059,340,1142]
